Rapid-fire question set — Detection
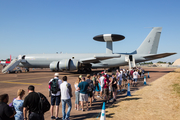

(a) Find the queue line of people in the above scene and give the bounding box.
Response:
[0,67,144,120]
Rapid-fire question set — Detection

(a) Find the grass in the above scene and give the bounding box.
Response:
[172,83,180,96]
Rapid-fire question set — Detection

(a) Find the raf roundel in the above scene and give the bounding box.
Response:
[93,34,125,42]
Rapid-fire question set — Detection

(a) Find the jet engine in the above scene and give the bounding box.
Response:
[49,59,80,71]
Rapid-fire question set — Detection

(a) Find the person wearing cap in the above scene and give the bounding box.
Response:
[99,73,105,99]
[103,75,110,103]
[79,75,82,79]
[104,70,109,78]
[49,73,62,120]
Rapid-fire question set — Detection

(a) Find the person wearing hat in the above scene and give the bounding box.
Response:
[99,73,105,99]
[103,75,110,103]
[49,73,62,120]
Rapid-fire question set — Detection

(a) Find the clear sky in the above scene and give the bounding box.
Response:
[0,0,179,62]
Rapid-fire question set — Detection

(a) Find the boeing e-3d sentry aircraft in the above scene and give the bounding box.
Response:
[2,27,176,73]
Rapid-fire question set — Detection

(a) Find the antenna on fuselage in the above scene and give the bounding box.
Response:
[93,34,125,54]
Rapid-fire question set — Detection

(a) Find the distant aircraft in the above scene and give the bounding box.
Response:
[0,55,11,65]
[2,27,176,73]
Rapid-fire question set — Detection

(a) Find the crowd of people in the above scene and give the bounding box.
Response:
[0,67,145,120]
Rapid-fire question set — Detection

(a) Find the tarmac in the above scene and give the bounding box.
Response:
[0,66,175,120]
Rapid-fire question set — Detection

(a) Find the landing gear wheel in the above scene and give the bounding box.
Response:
[25,69,29,72]
[87,68,92,72]
[82,69,87,73]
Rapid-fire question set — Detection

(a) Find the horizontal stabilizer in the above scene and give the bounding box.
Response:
[143,53,176,59]
[80,54,121,63]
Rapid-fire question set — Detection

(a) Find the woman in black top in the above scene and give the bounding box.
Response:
[111,73,117,102]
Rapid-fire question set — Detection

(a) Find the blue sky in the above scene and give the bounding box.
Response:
[0,0,179,62]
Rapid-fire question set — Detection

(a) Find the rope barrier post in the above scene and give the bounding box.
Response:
[144,76,146,85]
[127,83,131,96]
[100,102,106,120]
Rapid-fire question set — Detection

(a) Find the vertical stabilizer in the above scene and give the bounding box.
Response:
[136,27,162,54]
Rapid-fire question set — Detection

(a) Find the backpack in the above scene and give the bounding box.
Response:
[50,78,60,94]
[38,92,50,114]
[87,80,94,93]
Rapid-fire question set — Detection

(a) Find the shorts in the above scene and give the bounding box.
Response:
[51,95,60,106]
[88,91,93,97]
[79,93,88,102]
[112,87,117,92]
[117,80,122,85]
[133,78,137,82]
[75,91,80,104]
[104,88,109,98]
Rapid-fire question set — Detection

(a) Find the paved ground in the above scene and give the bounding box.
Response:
[0,66,175,120]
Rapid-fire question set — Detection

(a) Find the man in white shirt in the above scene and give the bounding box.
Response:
[60,76,72,120]
[99,74,105,98]
[117,71,122,91]
[49,73,62,120]
[133,70,139,87]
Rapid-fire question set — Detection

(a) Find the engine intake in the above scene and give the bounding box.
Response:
[49,59,80,71]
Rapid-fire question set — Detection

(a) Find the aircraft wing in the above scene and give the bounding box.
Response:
[80,54,121,64]
[143,53,176,59]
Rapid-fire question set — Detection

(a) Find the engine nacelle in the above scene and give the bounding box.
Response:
[69,59,80,71]
[49,61,59,71]
[49,59,80,71]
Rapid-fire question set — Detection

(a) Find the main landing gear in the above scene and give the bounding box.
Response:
[25,68,29,72]
[78,68,92,73]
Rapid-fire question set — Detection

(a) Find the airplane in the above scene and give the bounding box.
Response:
[2,27,176,73]
[0,55,11,66]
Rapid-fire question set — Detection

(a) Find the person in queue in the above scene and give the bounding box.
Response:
[77,77,89,111]
[0,94,16,120]
[49,73,62,120]
[103,75,110,103]
[60,76,72,120]
[111,73,117,102]
[23,85,44,120]
[86,74,94,107]
[13,89,25,120]
[74,77,81,111]
[99,73,105,99]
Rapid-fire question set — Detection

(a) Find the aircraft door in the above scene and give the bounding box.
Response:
[129,55,133,62]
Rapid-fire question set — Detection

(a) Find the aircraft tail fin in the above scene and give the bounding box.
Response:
[136,27,162,54]
[6,55,11,64]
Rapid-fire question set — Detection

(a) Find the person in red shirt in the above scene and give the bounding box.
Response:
[130,69,134,85]
[103,75,110,103]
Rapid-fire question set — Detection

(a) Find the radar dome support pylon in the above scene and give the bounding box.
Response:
[93,34,125,54]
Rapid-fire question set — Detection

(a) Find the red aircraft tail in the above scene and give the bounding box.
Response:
[6,55,11,64]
